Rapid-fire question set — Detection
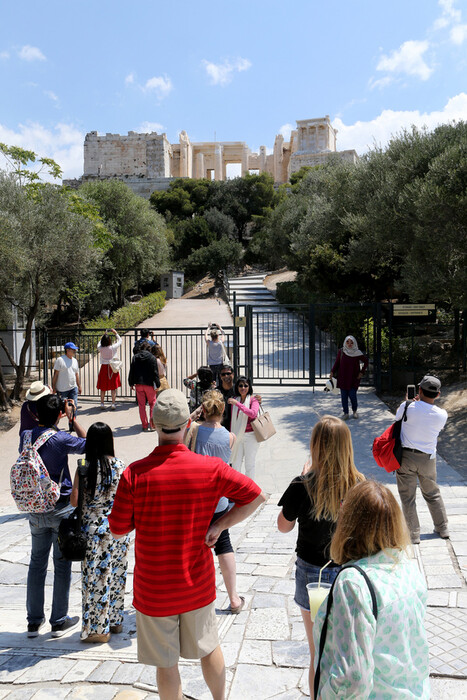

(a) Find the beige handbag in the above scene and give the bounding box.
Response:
[109,358,122,374]
[251,406,276,442]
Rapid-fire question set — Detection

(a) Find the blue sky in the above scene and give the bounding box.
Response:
[1,0,466,179]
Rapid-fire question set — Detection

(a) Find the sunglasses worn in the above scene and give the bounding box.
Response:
[238,383,249,388]
[221,372,232,377]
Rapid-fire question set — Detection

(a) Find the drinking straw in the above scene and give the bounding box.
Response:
[318,560,332,588]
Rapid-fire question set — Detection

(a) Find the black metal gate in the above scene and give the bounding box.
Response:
[233,300,466,391]
[234,301,377,388]
[39,327,234,398]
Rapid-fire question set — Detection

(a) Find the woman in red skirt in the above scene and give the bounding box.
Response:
[97,329,122,410]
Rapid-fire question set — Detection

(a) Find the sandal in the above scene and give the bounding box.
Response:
[228,596,245,614]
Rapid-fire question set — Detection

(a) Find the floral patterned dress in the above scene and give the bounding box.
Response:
[80,457,129,639]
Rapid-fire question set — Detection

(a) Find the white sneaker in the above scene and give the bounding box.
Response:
[341,413,349,420]
[353,411,359,419]
[100,403,105,410]
[110,404,116,411]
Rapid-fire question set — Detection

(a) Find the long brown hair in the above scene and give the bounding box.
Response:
[304,415,364,521]
[151,344,167,365]
[330,480,411,564]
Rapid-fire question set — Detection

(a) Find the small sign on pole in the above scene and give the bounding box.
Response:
[235,316,246,327]
[393,304,436,319]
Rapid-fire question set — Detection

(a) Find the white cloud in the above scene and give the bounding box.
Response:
[333,93,467,156]
[376,40,433,81]
[202,57,252,86]
[18,45,46,62]
[135,121,165,134]
[143,75,173,99]
[435,0,462,28]
[279,123,294,140]
[0,50,9,59]
[450,23,467,43]
[125,73,135,85]
[44,90,59,104]
[368,75,394,90]
[0,121,84,180]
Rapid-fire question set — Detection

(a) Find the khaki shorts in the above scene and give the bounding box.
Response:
[136,602,219,668]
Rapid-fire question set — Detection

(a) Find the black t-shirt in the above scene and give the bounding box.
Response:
[278,474,339,568]
[218,384,235,429]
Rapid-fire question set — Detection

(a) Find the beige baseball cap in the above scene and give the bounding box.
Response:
[152,389,190,432]
[25,381,51,401]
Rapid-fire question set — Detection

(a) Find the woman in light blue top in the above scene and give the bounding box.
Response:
[314,480,429,699]
[188,390,244,614]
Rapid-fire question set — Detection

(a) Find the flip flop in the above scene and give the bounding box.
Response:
[228,596,245,614]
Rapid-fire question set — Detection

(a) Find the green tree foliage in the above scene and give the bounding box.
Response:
[81,180,170,306]
[0,142,62,185]
[184,237,243,277]
[0,172,102,400]
[171,216,216,260]
[259,122,467,307]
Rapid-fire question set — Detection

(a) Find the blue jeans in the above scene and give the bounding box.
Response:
[294,556,340,610]
[27,504,74,625]
[57,387,79,413]
[340,388,358,414]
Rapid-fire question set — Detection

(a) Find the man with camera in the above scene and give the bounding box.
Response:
[395,375,449,545]
[52,342,82,411]
[20,394,87,638]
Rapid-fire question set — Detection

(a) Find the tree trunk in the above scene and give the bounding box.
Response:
[12,292,39,401]
[0,362,12,411]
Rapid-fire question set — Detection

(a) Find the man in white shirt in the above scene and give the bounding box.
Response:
[395,375,448,544]
[52,342,82,411]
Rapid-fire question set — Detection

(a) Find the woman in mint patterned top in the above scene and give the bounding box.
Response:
[314,481,429,699]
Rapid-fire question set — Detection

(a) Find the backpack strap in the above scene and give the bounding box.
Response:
[32,428,57,450]
[314,564,378,699]
[22,430,33,450]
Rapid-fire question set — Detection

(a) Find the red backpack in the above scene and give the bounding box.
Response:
[372,401,410,473]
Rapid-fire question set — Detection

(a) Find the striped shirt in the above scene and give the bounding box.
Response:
[108,443,260,616]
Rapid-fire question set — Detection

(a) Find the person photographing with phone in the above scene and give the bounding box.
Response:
[395,375,449,545]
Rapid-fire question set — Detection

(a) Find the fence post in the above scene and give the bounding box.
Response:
[232,291,238,377]
[463,310,466,373]
[246,305,253,380]
[375,303,382,393]
[388,303,393,392]
[43,328,49,385]
[308,304,315,386]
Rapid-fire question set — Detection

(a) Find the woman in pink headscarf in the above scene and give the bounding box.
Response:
[330,335,368,420]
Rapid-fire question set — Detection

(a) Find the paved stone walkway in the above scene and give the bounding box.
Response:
[0,294,466,698]
[0,385,466,698]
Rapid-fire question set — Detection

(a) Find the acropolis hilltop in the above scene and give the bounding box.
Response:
[65,116,358,197]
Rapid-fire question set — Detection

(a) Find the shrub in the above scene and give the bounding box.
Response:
[84,291,166,331]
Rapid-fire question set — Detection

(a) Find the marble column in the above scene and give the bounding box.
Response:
[214,144,223,181]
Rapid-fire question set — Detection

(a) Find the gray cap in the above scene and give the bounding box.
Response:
[419,375,441,392]
[152,389,190,431]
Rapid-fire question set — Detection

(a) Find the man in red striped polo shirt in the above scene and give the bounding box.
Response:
[109,389,266,700]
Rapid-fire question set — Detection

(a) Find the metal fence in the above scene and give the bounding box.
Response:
[35,327,235,398]
[233,301,466,390]
[4,306,465,395]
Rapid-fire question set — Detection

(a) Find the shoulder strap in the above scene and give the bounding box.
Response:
[75,459,88,527]
[314,564,377,698]
[31,428,57,450]
[22,430,33,449]
[185,422,200,451]
[402,400,410,422]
